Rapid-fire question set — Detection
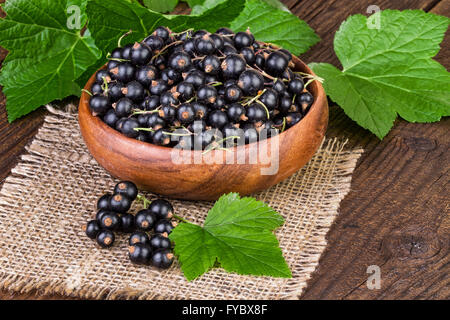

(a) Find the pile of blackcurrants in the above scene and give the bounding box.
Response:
[83,181,176,269]
[88,26,315,150]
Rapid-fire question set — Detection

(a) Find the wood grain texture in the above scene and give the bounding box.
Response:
[0,0,449,299]
[78,57,328,200]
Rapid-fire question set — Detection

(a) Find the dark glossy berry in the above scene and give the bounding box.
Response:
[223,123,241,139]
[150,80,169,95]
[91,82,103,95]
[120,118,139,138]
[152,128,171,146]
[115,117,127,131]
[148,114,166,130]
[89,95,110,116]
[272,79,286,94]
[120,213,135,233]
[84,220,101,239]
[122,80,145,102]
[129,231,150,246]
[246,103,267,123]
[136,132,150,142]
[160,91,179,107]
[108,81,124,101]
[202,55,221,75]
[204,74,217,85]
[265,51,289,76]
[183,69,205,88]
[188,120,207,133]
[96,70,111,84]
[150,233,171,250]
[103,109,119,127]
[238,70,264,96]
[243,123,259,144]
[215,27,234,35]
[197,85,217,104]
[109,193,132,213]
[111,47,123,59]
[222,44,237,55]
[95,209,108,224]
[114,181,138,200]
[141,95,160,110]
[288,77,304,95]
[211,95,225,110]
[279,48,292,61]
[96,230,115,248]
[227,103,246,122]
[135,209,158,231]
[175,81,195,101]
[234,31,254,49]
[159,105,177,121]
[97,193,112,210]
[194,129,216,149]
[285,112,302,127]
[240,47,256,64]
[177,103,196,124]
[281,68,294,82]
[168,51,192,72]
[153,55,167,70]
[129,243,152,265]
[279,96,292,114]
[297,92,314,112]
[259,88,279,110]
[153,26,170,41]
[154,219,175,234]
[151,249,174,269]
[114,97,134,117]
[194,35,216,55]
[106,60,120,74]
[210,34,224,51]
[99,211,121,231]
[143,35,164,50]
[221,53,246,79]
[255,53,265,69]
[224,84,243,103]
[208,110,228,129]
[137,114,150,127]
[183,39,195,55]
[121,44,133,60]
[192,102,208,120]
[110,62,136,83]
[135,65,158,87]
[149,199,174,220]
[161,68,182,85]
[130,42,152,65]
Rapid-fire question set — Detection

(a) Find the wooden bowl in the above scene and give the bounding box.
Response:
[79,55,328,200]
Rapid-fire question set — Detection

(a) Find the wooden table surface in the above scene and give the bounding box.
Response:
[0,0,448,300]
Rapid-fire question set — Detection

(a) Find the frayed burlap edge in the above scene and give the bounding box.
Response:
[0,105,363,300]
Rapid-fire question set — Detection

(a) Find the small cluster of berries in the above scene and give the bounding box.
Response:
[88,26,315,150]
[83,181,176,269]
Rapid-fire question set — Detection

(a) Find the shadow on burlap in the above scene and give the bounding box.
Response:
[0,105,363,299]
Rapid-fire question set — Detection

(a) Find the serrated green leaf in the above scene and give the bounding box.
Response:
[187,0,289,15]
[230,0,319,56]
[142,0,179,13]
[310,10,450,139]
[170,193,291,281]
[0,0,101,122]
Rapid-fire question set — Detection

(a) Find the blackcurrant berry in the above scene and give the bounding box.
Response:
[265,51,288,76]
[110,62,136,83]
[208,110,228,129]
[192,102,208,120]
[188,120,207,133]
[153,26,170,42]
[149,199,174,220]
[153,55,167,70]
[120,213,135,233]
[272,79,286,94]
[97,193,112,210]
[279,96,292,114]
[130,42,152,65]
[109,193,132,213]
[121,118,140,138]
[152,128,171,146]
[107,81,124,102]
[197,85,217,104]
[159,105,177,121]
[154,219,175,234]
[243,123,259,144]
[160,91,179,107]
[240,47,256,65]
[103,109,119,127]
[223,123,241,138]
[297,92,314,112]
[121,44,133,60]
[259,88,279,110]
[96,70,111,84]
[175,81,195,101]
[84,220,101,239]
[115,117,127,132]
[135,65,158,87]
[141,95,160,111]
[99,211,121,231]
[209,34,224,51]
[96,229,115,248]
[89,95,110,116]
[224,84,243,103]
[135,209,157,231]
[161,68,182,85]
[215,27,234,35]
[285,112,303,127]
[168,51,192,72]
[129,243,152,265]
[122,80,145,102]
[147,114,166,130]
[255,53,265,69]
[106,60,120,74]
[183,39,196,55]
[194,35,216,55]
[111,47,123,59]
[129,231,150,246]
[246,103,267,123]
[221,53,246,79]
[183,69,205,88]
[143,35,164,51]
[227,103,246,122]
[202,55,221,75]
[114,181,138,200]
[234,31,254,49]
[150,233,171,250]
[137,114,150,127]
[222,44,237,55]
[238,70,264,96]
[151,249,174,269]
[177,103,196,124]
[95,209,108,224]
[114,97,134,117]
[91,82,103,95]
[288,77,304,95]
[150,80,169,95]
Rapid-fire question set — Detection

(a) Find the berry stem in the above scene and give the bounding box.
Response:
[136,194,151,209]
[243,88,266,106]
[81,89,92,96]
[131,109,160,116]
[134,127,155,132]
[172,214,190,224]
[118,30,133,48]
[255,100,270,120]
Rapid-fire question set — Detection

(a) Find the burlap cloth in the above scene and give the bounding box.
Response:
[0,105,362,299]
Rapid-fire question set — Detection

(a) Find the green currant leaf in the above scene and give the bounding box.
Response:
[230,0,319,56]
[169,193,291,281]
[0,0,101,122]
[142,0,179,13]
[310,10,450,139]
